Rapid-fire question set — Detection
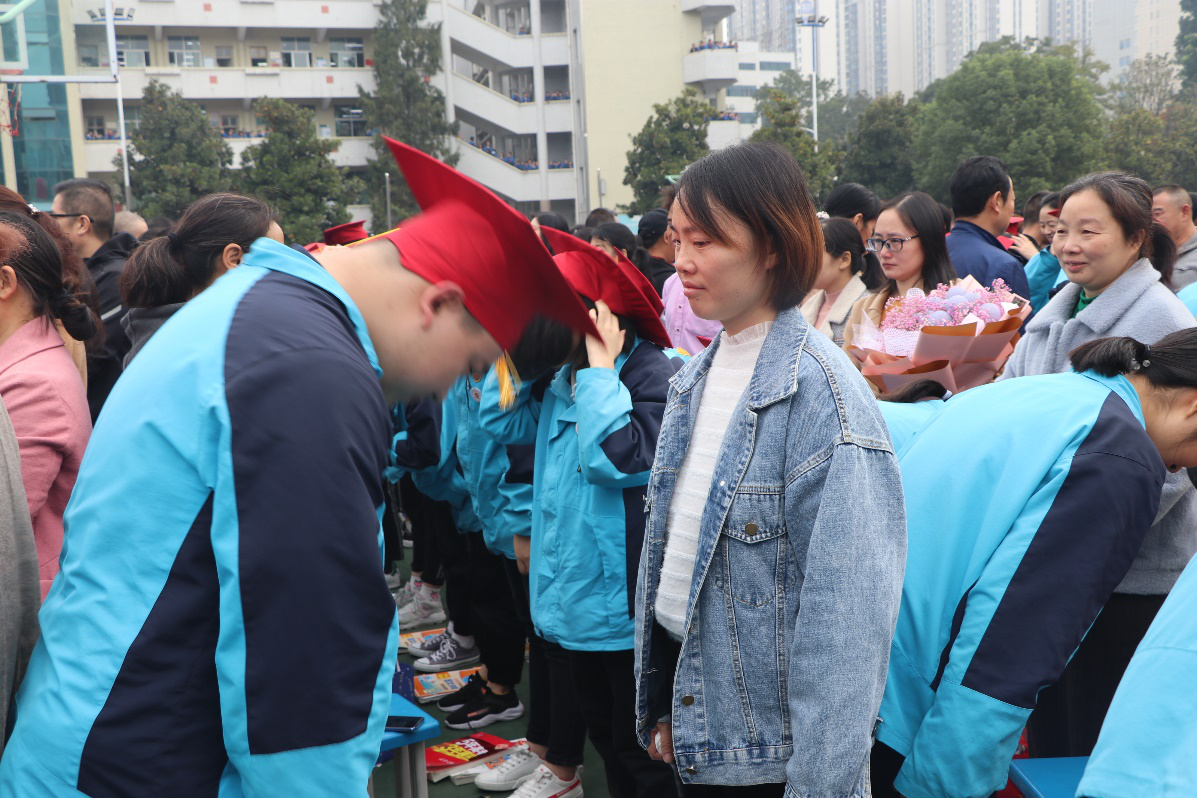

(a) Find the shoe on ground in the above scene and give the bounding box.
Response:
[397,596,447,628]
[474,746,541,791]
[413,634,481,673]
[509,765,582,798]
[436,672,485,712]
[392,579,416,607]
[444,686,524,730]
[385,571,402,591]
[408,629,449,659]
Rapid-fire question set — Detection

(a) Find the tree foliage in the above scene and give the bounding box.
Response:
[841,94,920,199]
[236,98,360,246]
[360,0,457,227]
[623,89,711,214]
[121,79,232,218]
[749,88,839,200]
[757,71,870,149]
[911,38,1106,201]
[1178,0,1197,89]
[1108,54,1178,115]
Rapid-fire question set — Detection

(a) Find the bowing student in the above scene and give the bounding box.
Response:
[871,330,1197,798]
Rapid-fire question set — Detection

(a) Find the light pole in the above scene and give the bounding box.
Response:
[796,3,829,153]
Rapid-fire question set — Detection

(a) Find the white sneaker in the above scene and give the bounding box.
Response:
[397,596,446,628]
[509,765,582,798]
[385,571,402,590]
[392,579,416,607]
[474,747,541,791]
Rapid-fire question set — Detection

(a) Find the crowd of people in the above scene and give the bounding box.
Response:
[689,39,738,52]
[509,90,571,103]
[466,137,573,171]
[0,136,1195,798]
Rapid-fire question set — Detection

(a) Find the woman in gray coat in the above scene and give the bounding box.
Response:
[1000,171,1197,758]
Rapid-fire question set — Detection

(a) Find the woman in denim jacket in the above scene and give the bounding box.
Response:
[634,142,907,797]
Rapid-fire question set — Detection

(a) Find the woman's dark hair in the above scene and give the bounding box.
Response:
[0,211,99,342]
[824,182,881,223]
[1059,171,1178,289]
[120,193,277,309]
[676,141,823,309]
[571,225,594,242]
[1070,331,1197,390]
[821,217,865,276]
[880,192,957,292]
[508,297,635,378]
[1041,192,1061,211]
[593,222,656,276]
[938,202,954,233]
[534,212,570,234]
[880,378,949,403]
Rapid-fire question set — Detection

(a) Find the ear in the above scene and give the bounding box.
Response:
[851,212,864,228]
[837,251,853,271]
[0,265,20,301]
[417,281,467,330]
[77,214,94,238]
[990,191,1004,214]
[220,242,244,272]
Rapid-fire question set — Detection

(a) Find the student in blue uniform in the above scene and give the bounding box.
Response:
[0,140,596,797]
[872,329,1197,798]
[480,228,685,798]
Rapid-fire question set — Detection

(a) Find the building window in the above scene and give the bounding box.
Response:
[85,115,105,138]
[215,46,234,67]
[115,35,150,68]
[125,106,141,131]
[281,37,311,68]
[759,61,789,71]
[739,62,757,70]
[168,36,202,67]
[220,115,239,136]
[335,105,367,137]
[78,43,101,68]
[329,37,364,68]
[726,85,757,97]
[249,46,269,67]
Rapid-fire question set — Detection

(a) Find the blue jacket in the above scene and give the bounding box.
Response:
[635,307,906,795]
[409,398,481,534]
[0,239,398,796]
[1078,552,1197,798]
[947,220,1031,300]
[1023,247,1061,318]
[1177,281,1197,315]
[479,338,684,651]
[877,371,1166,798]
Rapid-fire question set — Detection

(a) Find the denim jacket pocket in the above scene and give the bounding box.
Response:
[718,489,787,608]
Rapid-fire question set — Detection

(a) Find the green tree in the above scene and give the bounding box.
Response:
[1108,54,1178,115]
[911,39,1106,201]
[623,89,711,214]
[120,79,232,218]
[236,98,360,246]
[1177,0,1197,89]
[756,71,869,149]
[840,94,920,199]
[1163,89,1197,189]
[1103,107,1172,186]
[750,88,839,200]
[359,0,457,227]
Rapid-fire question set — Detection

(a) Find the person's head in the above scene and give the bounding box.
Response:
[0,211,99,345]
[638,208,673,261]
[1151,184,1195,248]
[114,210,149,239]
[949,155,1015,235]
[120,193,281,309]
[1020,190,1051,246]
[1038,192,1061,246]
[658,184,678,211]
[532,212,570,237]
[143,216,173,241]
[670,141,822,334]
[0,187,97,318]
[869,192,956,294]
[823,182,881,245]
[50,178,116,258]
[1057,171,1178,295]
[584,207,616,228]
[571,225,594,242]
[815,217,865,294]
[591,222,636,264]
[1070,330,1197,471]
[938,202,954,233]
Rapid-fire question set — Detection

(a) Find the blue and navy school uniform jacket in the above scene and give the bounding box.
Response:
[876,370,1166,798]
[1078,551,1197,798]
[479,339,686,651]
[0,239,399,797]
[947,220,1032,300]
[409,397,482,534]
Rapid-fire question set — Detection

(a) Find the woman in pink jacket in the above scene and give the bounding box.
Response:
[0,212,97,599]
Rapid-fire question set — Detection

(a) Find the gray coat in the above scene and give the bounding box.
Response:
[1171,231,1197,290]
[1001,259,1197,594]
[0,398,39,756]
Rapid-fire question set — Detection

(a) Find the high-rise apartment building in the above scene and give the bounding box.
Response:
[1091,0,1181,82]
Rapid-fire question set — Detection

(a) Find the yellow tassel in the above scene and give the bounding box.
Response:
[495,352,521,410]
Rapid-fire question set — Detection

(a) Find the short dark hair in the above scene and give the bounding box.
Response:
[584,208,616,227]
[821,217,865,275]
[949,155,1011,218]
[534,212,570,234]
[1153,184,1192,216]
[676,141,822,310]
[824,182,881,223]
[881,192,957,292]
[53,178,116,240]
[1021,190,1052,226]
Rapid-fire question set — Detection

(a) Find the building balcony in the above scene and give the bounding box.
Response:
[455,143,576,204]
[72,0,378,31]
[680,0,736,30]
[444,4,568,70]
[683,48,738,95]
[84,134,373,174]
[451,72,572,135]
[76,66,374,103]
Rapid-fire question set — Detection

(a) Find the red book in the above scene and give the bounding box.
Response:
[425,732,516,782]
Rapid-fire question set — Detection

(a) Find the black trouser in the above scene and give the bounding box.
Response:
[503,558,588,767]
[400,477,445,586]
[381,480,403,571]
[570,648,677,798]
[464,535,525,687]
[1027,592,1166,757]
[870,741,906,798]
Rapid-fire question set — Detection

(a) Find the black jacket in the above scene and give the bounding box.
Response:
[85,233,138,420]
[639,255,675,297]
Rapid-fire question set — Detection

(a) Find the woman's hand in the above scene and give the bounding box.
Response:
[513,534,531,575]
[584,300,625,371]
[647,721,674,763]
[1009,233,1040,261]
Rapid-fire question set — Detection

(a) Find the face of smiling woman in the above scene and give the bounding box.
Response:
[1055,189,1144,297]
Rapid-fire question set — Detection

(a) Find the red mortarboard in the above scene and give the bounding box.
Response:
[1005,216,1024,236]
[354,138,597,350]
[304,241,327,254]
[1047,207,1060,218]
[540,226,673,350]
[324,220,369,246]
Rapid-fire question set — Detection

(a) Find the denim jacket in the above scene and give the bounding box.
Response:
[634,307,907,796]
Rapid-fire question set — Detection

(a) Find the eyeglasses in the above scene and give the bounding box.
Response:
[47,212,85,219]
[866,234,919,253]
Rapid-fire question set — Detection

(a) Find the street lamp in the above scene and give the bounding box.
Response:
[796,2,829,153]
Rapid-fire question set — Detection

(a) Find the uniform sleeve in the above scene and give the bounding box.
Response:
[573,355,671,488]
[217,346,396,794]
[388,397,442,475]
[1001,257,1031,303]
[499,444,535,537]
[477,369,542,445]
[895,450,1163,798]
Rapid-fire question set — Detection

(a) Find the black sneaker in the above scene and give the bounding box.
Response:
[436,673,486,713]
[444,686,525,730]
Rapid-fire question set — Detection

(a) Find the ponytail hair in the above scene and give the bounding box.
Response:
[120,192,277,309]
[1069,329,1197,388]
[0,211,99,342]
[880,378,950,403]
[821,216,865,276]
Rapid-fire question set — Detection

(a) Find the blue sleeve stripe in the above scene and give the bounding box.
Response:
[504,444,535,485]
[929,579,978,693]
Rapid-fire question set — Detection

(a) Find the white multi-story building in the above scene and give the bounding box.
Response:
[709,40,795,149]
[1091,0,1182,82]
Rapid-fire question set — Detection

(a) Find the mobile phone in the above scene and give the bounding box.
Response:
[385,715,424,732]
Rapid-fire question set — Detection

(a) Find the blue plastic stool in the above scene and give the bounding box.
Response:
[1009,757,1089,798]
[372,694,439,798]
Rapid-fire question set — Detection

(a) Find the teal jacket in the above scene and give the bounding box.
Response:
[1024,248,1062,318]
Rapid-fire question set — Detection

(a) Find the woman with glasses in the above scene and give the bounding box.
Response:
[841,192,957,360]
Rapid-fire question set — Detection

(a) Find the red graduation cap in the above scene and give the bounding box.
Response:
[1005,216,1024,236]
[354,138,597,350]
[540,226,673,350]
[324,220,369,246]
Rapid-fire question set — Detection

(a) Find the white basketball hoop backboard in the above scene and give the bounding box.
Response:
[0,6,29,72]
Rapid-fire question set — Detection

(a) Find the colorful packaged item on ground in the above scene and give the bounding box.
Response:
[425,732,516,782]
[399,626,445,653]
[412,666,483,704]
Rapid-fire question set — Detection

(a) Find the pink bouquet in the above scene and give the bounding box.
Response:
[847,276,1031,394]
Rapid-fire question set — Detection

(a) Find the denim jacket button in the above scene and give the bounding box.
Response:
[745,523,759,537]
[684,766,697,775]
[681,695,695,706]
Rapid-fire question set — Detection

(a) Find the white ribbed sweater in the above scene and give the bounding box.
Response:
[653,321,771,639]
